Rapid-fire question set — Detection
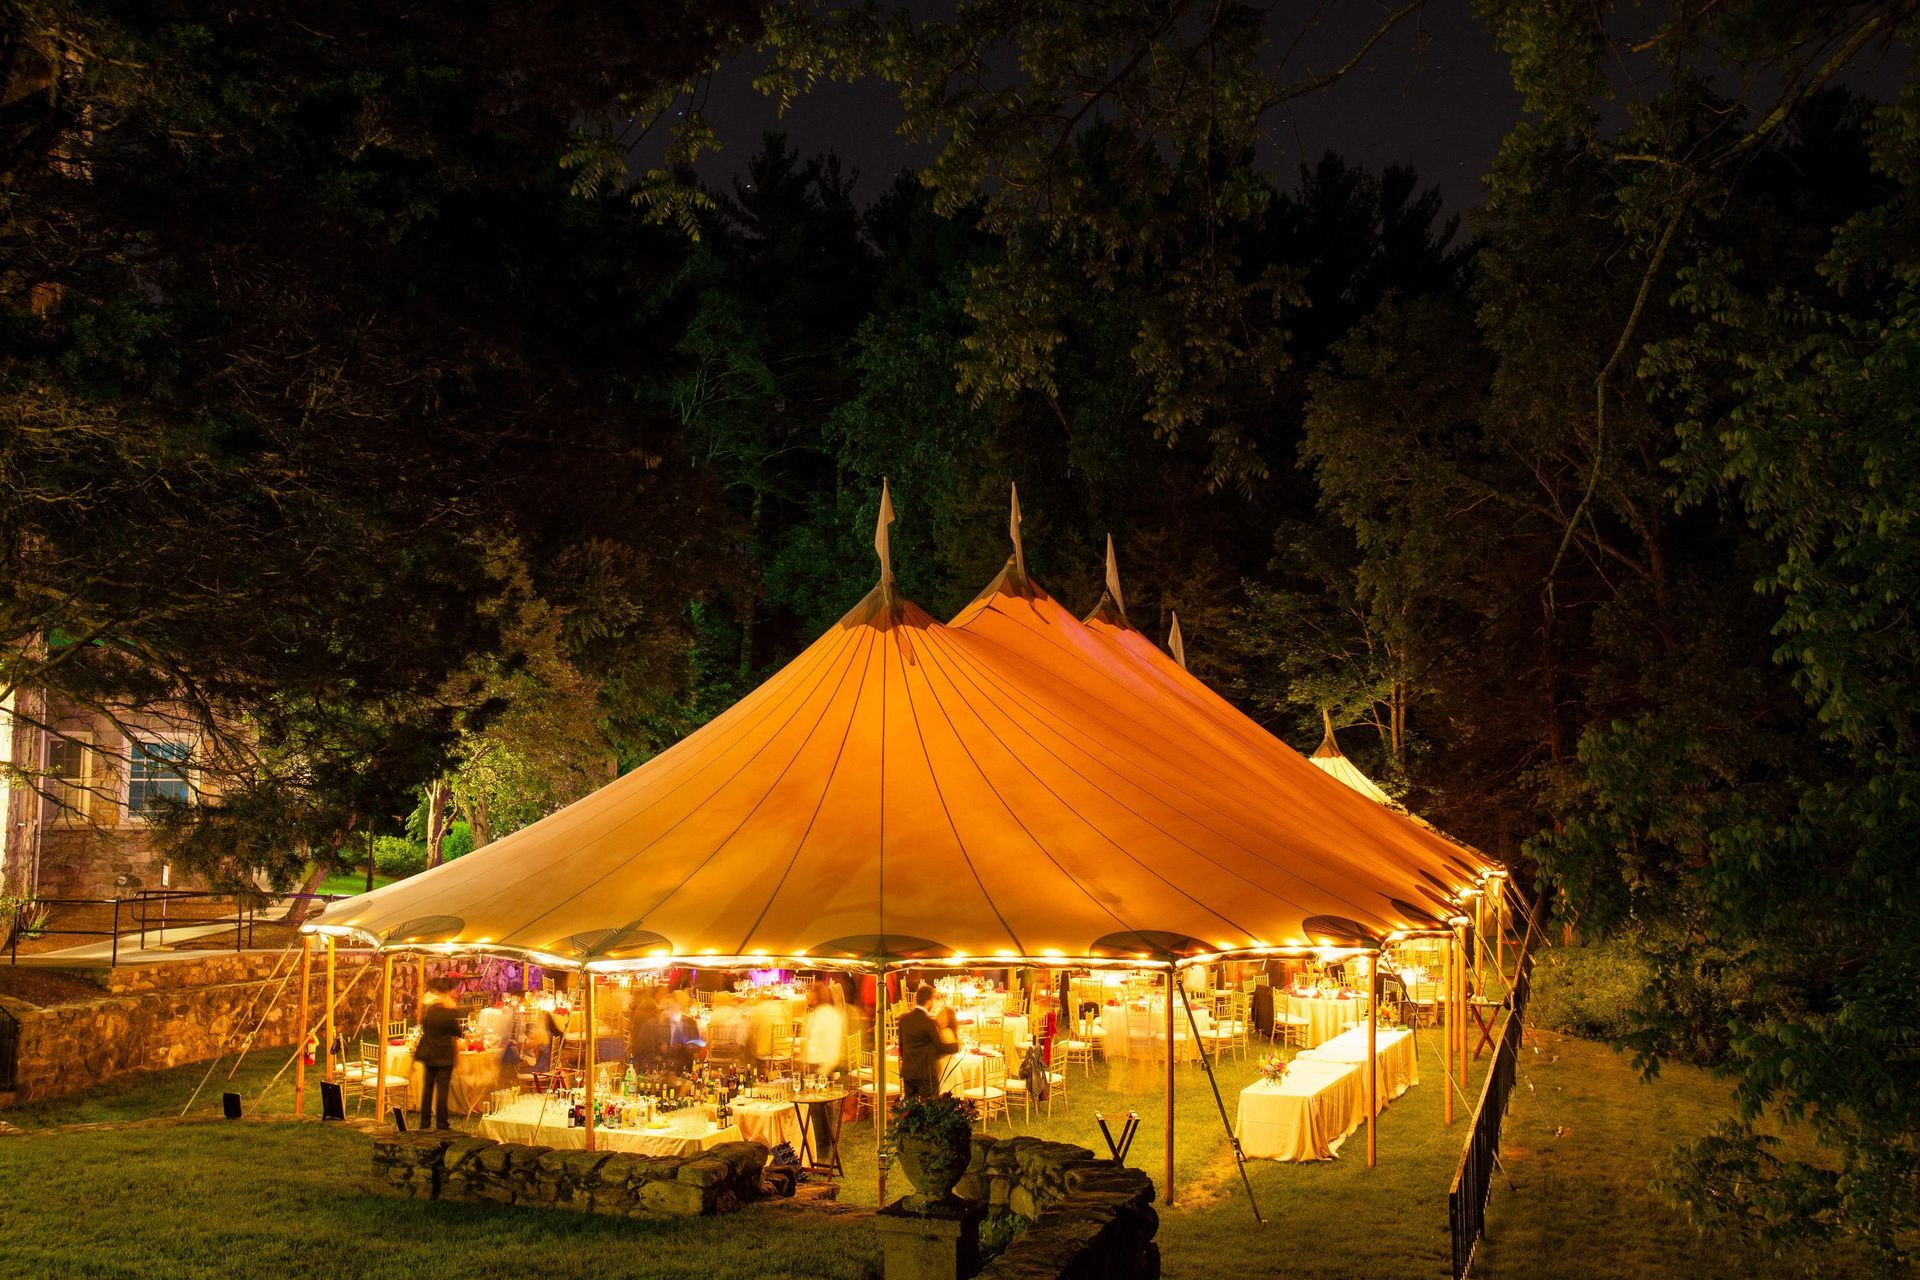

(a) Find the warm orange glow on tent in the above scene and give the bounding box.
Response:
[310,580,1462,968]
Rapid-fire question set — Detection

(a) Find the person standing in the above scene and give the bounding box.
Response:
[897,984,957,1099]
[414,976,462,1130]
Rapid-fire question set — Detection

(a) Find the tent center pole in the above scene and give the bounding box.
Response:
[323,937,337,1083]
[875,963,888,1208]
[1162,964,1175,1207]
[294,937,311,1116]
[584,972,597,1152]
[1366,952,1379,1168]
[376,954,393,1121]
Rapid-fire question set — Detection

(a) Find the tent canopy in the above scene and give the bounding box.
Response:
[311,492,1496,971]
[311,594,1466,972]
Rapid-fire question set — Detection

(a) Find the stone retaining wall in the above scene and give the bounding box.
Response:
[373,1129,769,1218]
[955,1135,1159,1280]
[2,952,382,1100]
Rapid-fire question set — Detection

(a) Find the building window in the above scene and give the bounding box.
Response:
[47,734,95,823]
[127,738,191,815]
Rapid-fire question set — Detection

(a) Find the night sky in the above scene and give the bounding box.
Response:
[655,4,1911,220]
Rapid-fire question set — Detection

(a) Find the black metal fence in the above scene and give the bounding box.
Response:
[1447,891,1545,1280]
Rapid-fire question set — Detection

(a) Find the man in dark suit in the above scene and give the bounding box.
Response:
[413,976,463,1130]
[897,983,956,1099]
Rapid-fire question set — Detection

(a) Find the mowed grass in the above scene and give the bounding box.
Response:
[3,1024,1875,1278]
[0,1121,877,1280]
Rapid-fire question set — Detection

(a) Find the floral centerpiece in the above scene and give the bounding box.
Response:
[1257,1053,1290,1086]
[887,1093,980,1209]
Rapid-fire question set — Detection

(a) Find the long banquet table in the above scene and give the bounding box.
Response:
[477,1095,742,1157]
[1295,1026,1419,1102]
[1234,1058,1365,1161]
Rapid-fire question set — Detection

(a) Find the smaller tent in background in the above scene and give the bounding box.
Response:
[1309,709,1394,807]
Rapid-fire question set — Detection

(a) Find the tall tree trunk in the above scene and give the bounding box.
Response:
[470,795,491,850]
[424,778,452,869]
[280,818,357,922]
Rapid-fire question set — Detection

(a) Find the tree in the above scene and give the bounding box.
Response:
[1470,0,1920,1258]
[1,2,755,887]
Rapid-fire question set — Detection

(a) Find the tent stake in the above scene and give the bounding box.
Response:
[1162,965,1175,1206]
[1176,983,1262,1224]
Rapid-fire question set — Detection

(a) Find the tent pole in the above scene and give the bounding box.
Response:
[1495,883,1506,988]
[1442,931,1454,1126]
[584,972,597,1152]
[294,936,311,1116]
[1365,953,1379,1168]
[1177,983,1262,1224]
[376,954,393,1121]
[323,937,337,1082]
[875,963,889,1207]
[417,955,427,1023]
[1455,927,1467,1094]
[1474,894,1485,994]
[1163,965,1176,1207]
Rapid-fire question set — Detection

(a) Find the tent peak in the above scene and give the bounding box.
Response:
[1008,481,1031,593]
[1312,707,1341,758]
[1168,612,1187,669]
[1082,533,1129,627]
[874,478,897,604]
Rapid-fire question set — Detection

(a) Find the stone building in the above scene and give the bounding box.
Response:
[1,687,211,900]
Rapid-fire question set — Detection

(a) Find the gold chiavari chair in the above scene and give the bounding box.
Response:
[960,1053,1010,1129]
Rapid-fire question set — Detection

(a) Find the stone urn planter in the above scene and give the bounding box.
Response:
[889,1094,980,1209]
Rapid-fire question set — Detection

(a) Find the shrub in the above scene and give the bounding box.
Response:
[1530,930,1750,1068]
[1530,936,1656,1045]
[371,835,427,879]
[441,821,473,861]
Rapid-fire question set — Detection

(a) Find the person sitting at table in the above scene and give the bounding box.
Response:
[414,976,462,1130]
[898,984,956,1099]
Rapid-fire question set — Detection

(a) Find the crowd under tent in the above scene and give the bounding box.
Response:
[305,485,1492,1206]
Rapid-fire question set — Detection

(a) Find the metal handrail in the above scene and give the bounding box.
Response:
[6,891,343,965]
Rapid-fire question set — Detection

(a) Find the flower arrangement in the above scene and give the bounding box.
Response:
[1257,1053,1290,1085]
[886,1091,979,1152]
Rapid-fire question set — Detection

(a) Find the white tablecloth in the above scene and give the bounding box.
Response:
[1283,994,1369,1047]
[1234,1059,1365,1161]
[477,1096,741,1157]
[730,1097,812,1161]
[1296,1026,1419,1103]
[884,1045,1011,1093]
[384,1043,501,1115]
[1099,1002,1207,1063]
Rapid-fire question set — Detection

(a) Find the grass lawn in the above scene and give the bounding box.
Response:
[317,869,395,898]
[0,1121,876,1280]
[3,1024,1873,1278]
